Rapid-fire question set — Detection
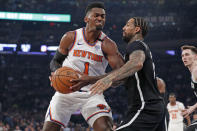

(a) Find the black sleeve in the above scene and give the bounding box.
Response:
[126,41,146,55]
[50,50,67,72]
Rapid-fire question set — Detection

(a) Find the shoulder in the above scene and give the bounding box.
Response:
[62,31,76,40]
[177,101,184,106]
[101,36,118,52]
[102,36,117,46]
[131,41,147,48]
[127,40,147,53]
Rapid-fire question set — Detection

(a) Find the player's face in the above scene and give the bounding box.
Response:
[85,8,106,31]
[182,49,197,67]
[169,96,176,103]
[122,18,140,43]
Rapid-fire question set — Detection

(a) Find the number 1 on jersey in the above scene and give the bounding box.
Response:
[84,62,89,75]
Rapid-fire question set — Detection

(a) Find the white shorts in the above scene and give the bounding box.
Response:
[168,122,184,131]
[45,91,112,128]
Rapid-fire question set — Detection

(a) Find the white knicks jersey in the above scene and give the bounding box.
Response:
[167,101,185,123]
[62,28,108,91]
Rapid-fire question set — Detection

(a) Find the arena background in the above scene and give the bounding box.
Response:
[0,0,197,130]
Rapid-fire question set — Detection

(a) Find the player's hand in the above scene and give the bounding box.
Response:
[70,72,93,92]
[90,76,112,95]
[182,105,196,118]
[49,72,54,86]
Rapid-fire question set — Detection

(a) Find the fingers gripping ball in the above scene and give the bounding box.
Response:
[51,66,79,94]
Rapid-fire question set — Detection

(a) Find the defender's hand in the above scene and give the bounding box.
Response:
[70,72,92,92]
[90,77,112,95]
[182,105,196,118]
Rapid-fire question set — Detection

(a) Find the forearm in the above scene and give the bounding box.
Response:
[193,103,197,109]
[108,61,142,83]
[50,49,67,72]
[50,59,62,72]
[186,116,191,126]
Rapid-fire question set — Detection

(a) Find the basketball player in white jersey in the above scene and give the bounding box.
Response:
[42,2,124,131]
[181,45,197,131]
[167,93,191,131]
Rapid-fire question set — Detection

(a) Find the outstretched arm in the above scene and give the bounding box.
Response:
[182,103,197,118]
[90,50,145,95]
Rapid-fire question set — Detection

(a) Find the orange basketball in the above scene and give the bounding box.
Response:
[51,66,79,94]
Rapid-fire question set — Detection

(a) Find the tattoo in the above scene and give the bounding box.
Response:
[109,50,145,82]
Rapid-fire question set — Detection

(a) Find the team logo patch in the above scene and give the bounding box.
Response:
[97,104,107,110]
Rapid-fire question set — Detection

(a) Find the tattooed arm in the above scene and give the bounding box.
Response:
[90,50,145,95]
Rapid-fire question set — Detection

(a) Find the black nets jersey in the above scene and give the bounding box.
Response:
[191,79,197,97]
[125,40,162,110]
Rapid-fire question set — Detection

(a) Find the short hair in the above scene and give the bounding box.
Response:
[181,45,197,54]
[85,2,105,15]
[132,17,149,38]
[169,93,176,97]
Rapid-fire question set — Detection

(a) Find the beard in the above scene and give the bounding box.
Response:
[122,33,134,43]
[122,35,131,43]
[96,25,103,31]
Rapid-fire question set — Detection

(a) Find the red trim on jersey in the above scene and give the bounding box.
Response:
[86,109,111,122]
[69,31,77,52]
[82,27,102,47]
[49,107,65,128]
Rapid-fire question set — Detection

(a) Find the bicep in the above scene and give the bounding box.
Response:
[58,31,75,55]
[102,39,124,70]
[107,52,124,69]
[129,50,145,65]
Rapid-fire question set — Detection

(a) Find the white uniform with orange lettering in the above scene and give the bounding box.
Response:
[167,101,185,131]
[44,28,112,128]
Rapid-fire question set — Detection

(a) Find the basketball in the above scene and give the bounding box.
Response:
[51,66,79,94]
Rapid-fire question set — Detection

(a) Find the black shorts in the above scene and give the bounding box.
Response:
[116,101,166,131]
[185,121,197,131]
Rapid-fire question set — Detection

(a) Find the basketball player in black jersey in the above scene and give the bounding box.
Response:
[91,17,166,131]
[181,45,197,131]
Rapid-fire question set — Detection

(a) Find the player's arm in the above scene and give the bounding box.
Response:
[91,49,145,95]
[186,115,191,126]
[182,103,197,118]
[102,37,125,70]
[107,50,145,82]
[50,31,75,72]
[156,77,166,94]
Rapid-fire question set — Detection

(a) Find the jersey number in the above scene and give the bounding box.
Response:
[84,62,89,75]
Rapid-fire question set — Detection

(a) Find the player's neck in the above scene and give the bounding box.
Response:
[188,62,197,72]
[128,34,143,44]
[85,27,101,43]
